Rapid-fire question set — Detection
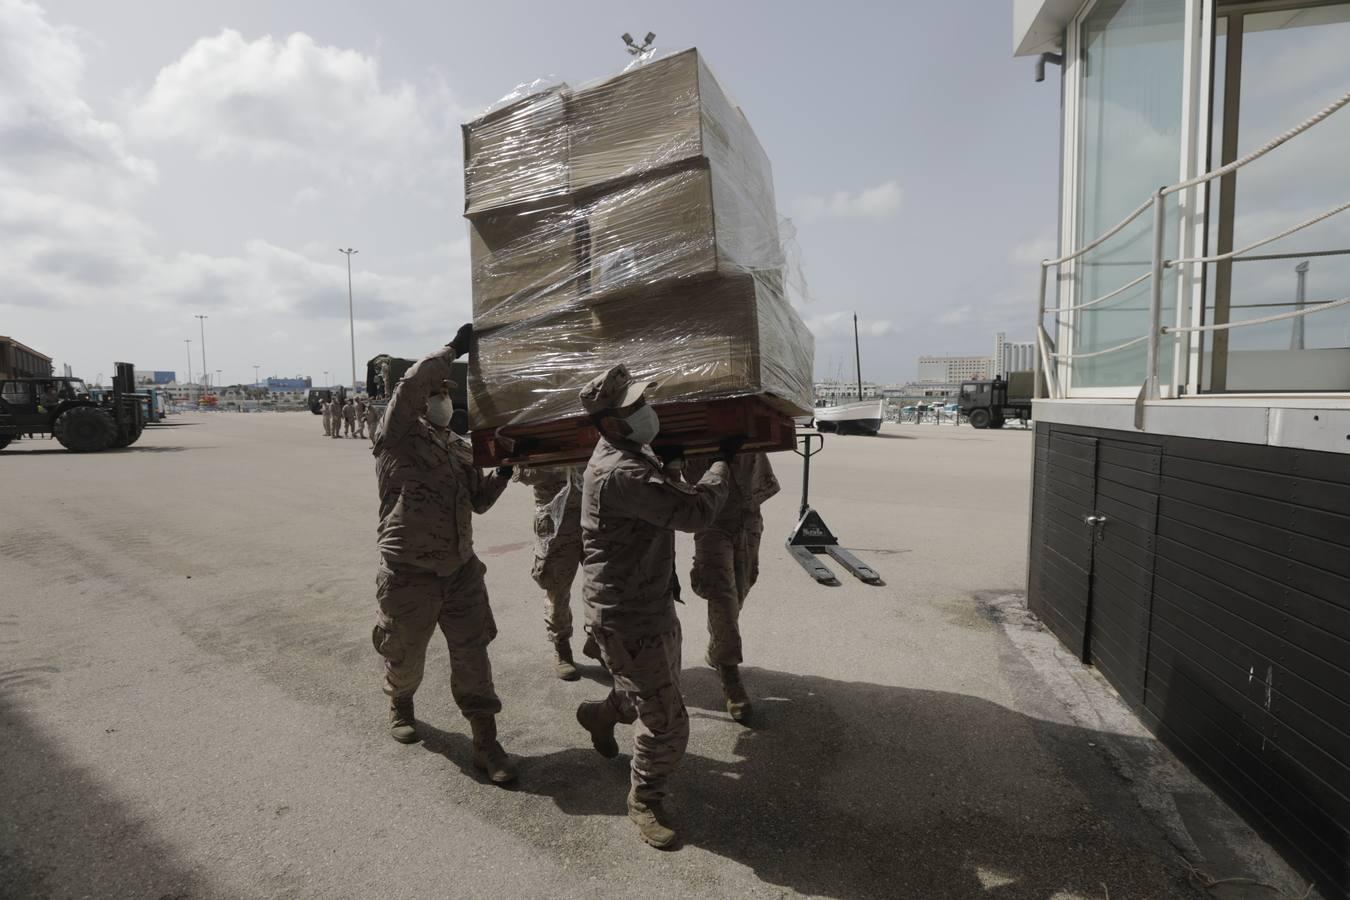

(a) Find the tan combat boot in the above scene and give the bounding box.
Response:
[717,665,752,724]
[553,640,579,681]
[628,791,678,849]
[389,697,418,744]
[575,700,620,758]
[469,716,517,785]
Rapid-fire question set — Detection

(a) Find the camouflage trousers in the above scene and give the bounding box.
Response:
[322,415,331,436]
[691,527,762,667]
[532,515,583,644]
[371,557,501,718]
[591,622,688,803]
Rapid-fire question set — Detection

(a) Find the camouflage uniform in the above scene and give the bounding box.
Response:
[686,453,780,666]
[581,434,729,803]
[343,400,357,437]
[371,346,509,718]
[366,403,381,446]
[330,398,343,439]
[322,400,333,436]
[515,465,584,644]
[354,400,367,439]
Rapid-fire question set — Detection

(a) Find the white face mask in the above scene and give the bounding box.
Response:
[623,404,660,445]
[426,395,453,428]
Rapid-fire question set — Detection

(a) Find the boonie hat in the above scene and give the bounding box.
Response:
[579,364,655,415]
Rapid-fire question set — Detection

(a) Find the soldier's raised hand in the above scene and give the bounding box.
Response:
[447,323,474,358]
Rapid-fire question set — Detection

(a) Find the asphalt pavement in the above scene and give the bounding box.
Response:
[0,413,1309,899]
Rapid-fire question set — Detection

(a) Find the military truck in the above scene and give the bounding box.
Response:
[305,386,346,415]
[0,362,148,452]
[957,371,1033,429]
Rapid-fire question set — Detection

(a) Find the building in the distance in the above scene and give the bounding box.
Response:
[0,336,53,379]
[265,376,313,391]
[992,332,1035,377]
[917,354,990,383]
[134,370,176,385]
[813,381,882,403]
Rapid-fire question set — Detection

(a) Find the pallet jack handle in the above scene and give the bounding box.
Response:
[793,429,824,519]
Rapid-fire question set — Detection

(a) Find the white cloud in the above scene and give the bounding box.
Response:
[798,179,902,222]
[805,311,896,339]
[128,29,463,186]
[0,7,472,381]
[0,0,156,199]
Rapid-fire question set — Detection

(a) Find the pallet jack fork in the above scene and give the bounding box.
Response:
[785,429,882,586]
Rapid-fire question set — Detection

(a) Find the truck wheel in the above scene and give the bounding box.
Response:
[0,435,11,451]
[54,406,116,452]
[968,409,991,429]
[990,417,1005,429]
[110,423,144,448]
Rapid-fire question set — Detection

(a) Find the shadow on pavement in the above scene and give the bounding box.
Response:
[5,445,197,456]
[0,694,209,900]
[422,667,1202,900]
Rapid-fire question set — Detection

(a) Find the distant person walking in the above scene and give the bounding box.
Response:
[331,397,343,439]
[343,399,357,438]
[354,399,368,439]
[321,399,333,437]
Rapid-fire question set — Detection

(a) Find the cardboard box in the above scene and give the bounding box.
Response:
[584,163,781,299]
[462,87,569,216]
[567,48,776,211]
[468,198,581,329]
[468,274,813,430]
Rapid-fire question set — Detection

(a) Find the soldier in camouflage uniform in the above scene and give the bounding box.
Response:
[354,398,367,439]
[370,324,518,785]
[342,398,357,437]
[572,364,736,849]
[321,399,333,436]
[514,465,586,679]
[366,401,381,446]
[330,396,343,439]
[685,453,779,723]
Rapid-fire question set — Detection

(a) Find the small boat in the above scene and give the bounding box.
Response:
[811,313,883,435]
[814,397,884,435]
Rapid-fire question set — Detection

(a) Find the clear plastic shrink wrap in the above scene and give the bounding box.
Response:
[461,48,814,435]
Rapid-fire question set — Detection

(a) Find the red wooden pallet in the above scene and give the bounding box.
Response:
[471,394,796,468]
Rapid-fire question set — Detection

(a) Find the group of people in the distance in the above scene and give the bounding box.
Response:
[370,324,776,849]
[321,396,379,442]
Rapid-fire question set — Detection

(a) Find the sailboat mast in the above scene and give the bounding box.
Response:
[853,313,863,402]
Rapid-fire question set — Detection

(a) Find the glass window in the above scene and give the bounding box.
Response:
[1203,3,1350,392]
[1073,0,1186,388]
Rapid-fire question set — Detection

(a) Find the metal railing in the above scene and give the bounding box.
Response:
[1034,89,1350,415]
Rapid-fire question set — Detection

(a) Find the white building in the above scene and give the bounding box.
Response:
[1014,2,1349,894]
[917,355,991,383]
[992,332,1035,376]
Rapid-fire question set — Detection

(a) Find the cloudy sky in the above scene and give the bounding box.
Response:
[2,0,1058,386]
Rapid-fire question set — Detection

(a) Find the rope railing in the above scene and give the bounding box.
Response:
[1048,334,1150,360]
[1034,87,1350,402]
[1161,89,1350,196]
[1163,296,1350,334]
[1169,200,1350,266]
[1044,272,1150,314]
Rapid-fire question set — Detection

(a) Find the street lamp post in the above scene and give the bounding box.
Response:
[253,365,261,387]
[323,370,329,389]
[1292,261,1309,351]
[184,339,194,408]
[194,315,209,387]
[215,370,222,392]
[339,248,358,389]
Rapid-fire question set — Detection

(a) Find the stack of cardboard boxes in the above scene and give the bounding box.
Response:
[461,49,814,439]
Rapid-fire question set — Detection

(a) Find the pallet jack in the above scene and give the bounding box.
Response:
[785,428,883,586]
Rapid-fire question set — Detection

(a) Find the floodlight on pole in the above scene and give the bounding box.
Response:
[339,248,358,389]
[194,315,208,387]
[1292,261,1309,351]
[621,31,655,56]
[253,364,261,386]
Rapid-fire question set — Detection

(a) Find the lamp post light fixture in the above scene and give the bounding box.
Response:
[194,315,209,387]
[1292,261,1310,351]
[184,339,193,404]
[339,248,358,389]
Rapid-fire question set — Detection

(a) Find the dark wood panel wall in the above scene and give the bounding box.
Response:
[1029,422,1350,899]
